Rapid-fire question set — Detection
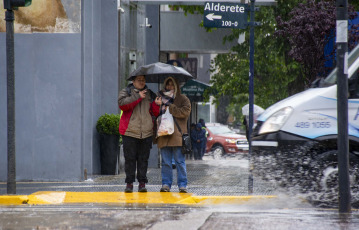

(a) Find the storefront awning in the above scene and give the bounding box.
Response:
[181,79,211,102]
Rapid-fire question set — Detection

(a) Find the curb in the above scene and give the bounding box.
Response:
[0,191,277,206]
[0,195,29,205]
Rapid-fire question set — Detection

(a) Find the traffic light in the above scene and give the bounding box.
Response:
[3,0,32,10]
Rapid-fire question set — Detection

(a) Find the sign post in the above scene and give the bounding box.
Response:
[203,0,260,194]
[247,0,256,194]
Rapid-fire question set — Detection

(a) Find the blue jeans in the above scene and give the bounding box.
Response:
[161,147,187,188]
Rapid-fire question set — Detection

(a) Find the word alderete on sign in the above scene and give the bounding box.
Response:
[204,2,245,13]
[203,2,248,29]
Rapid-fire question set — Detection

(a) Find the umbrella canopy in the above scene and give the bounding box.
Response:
[241,104,265,116]
[128,62,193,83]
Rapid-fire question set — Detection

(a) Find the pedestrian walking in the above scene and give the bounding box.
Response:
[118,75,161,193]
[156,76,191,193]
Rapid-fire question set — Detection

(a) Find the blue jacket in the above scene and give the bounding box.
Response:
[191,124,206,148]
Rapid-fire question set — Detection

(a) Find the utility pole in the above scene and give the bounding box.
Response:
[336,0,351,213]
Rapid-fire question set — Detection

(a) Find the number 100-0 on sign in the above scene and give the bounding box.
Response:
[222,21,238,27]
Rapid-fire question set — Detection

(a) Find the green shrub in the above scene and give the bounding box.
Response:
[96,113,121,136]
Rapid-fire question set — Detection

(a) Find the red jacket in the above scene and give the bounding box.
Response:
[118,86,160,139]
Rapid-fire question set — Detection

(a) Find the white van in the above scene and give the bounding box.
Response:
[251,45,359,206]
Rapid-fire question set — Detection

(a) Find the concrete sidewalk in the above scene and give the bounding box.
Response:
[0,156,278,206]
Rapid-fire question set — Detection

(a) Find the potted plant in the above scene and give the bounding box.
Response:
[96,113,121,175]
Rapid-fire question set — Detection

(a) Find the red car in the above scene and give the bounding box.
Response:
[205,123,248,158]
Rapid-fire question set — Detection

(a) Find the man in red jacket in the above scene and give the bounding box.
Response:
[118,75,161,193]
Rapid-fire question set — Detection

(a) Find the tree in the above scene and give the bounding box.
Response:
[204,0,305,123]
[349,0,359,9]
[177,0,359,123]
[276,0,359,85]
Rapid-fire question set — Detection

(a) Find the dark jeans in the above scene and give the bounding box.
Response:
[122,135,152,184]
[193,147,202,160]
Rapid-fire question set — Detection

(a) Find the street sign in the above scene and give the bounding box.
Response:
[181,79,210,102]
[203,2,249,29]
[167,58,198,78]
[131,0,277,6]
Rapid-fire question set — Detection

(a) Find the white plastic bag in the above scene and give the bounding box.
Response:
[157,109,174,136]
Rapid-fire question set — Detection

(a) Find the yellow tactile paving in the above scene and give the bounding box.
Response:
[64,192,195,204]
[0,191,277,206]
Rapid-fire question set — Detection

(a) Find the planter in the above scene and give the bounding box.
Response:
[99,134,120,175]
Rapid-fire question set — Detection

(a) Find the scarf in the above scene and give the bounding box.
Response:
[126,83,147,95]
[158,89,174,115]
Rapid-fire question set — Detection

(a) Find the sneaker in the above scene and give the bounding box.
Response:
[138,182,147,193]
[179,187,187,193]
[124,183,133,193]
[160,185,170,192]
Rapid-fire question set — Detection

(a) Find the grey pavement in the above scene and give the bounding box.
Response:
[1,154,359,230]
[0,154,276,195]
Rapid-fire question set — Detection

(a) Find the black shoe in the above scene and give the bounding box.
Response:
[172,164,176,169]
[138,182,147,192]
[124,183,133,193]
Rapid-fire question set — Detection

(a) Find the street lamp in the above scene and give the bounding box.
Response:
[3,0,32,194]
[4,0,32,10]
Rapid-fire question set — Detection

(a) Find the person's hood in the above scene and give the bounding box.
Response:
[163,76,180,97]
[196,123,202,129]
[199,119,205,127]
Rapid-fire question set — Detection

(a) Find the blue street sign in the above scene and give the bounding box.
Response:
[203,2,248,29]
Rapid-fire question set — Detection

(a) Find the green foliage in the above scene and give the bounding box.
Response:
[177,0,359,122]
[96,113,121,136]
[276,0,359,84]
[349,0,359,10]
[203,0,304,122]
[170,5,204,15]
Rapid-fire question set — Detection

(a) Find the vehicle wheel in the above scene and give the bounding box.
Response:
[212,146,225,159]
[309,150,359,207]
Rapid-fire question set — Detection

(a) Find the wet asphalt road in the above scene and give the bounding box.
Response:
[1,204,359,230]
[1,154,359,230]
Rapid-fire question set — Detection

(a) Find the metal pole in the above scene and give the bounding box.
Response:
[248,0,255,194]
[336,0,350,213]
[5,9,16,194]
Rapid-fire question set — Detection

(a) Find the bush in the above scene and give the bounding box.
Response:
[96,113,121,136]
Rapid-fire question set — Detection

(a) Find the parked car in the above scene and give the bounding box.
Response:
[205,123,248,158]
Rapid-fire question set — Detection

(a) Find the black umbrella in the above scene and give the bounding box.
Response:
[127,62,193,83]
